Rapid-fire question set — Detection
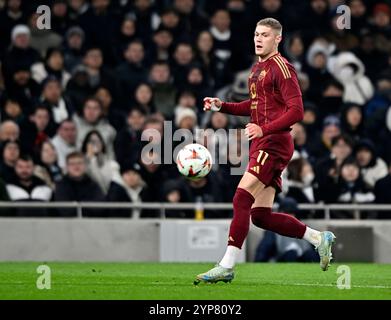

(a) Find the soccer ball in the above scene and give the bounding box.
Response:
[176,143,212,180]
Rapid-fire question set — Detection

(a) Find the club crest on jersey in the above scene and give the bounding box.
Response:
[250,83,257,99]
[258,70,267,80]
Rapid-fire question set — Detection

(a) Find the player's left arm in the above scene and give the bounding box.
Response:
[260,62,304,136]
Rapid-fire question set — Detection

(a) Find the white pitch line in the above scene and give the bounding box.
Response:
[288,283,391,289]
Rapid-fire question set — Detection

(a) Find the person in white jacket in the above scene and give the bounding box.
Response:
[81,129,121,194]
[74,97,116,160]
[354,139,388,188]
[327,51,374,105]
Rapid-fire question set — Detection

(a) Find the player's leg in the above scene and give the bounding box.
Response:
[250,187,336,271]
[194,172,263,284]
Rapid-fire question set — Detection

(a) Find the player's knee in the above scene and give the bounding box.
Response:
[251,207,271,227]
[233,188,255,212]
[232,188,254,215]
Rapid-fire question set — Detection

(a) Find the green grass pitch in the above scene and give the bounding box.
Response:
[0,262,390,300]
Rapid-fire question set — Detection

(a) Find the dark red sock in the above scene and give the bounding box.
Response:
[228,188,255,249]
[251,207,306,238]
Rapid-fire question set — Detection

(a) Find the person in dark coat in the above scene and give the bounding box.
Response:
[106,162,152,218]
[314,134,354,203]
[5,154,53,217]
[53,151,105,217]
[374,162,391,218]
[0,139,20,183]
[114,106,146,171]
[1,24,41,87]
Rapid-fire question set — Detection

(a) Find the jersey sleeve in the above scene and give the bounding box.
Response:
[260,61,303,136]
[220,100,251,116]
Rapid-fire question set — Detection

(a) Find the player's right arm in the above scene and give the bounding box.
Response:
[203,97,251,116]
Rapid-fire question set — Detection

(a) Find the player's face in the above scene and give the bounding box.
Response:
[254,25,281,58]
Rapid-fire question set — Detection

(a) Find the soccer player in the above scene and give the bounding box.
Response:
[195,18,336,284]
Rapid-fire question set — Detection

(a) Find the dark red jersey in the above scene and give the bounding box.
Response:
[219,52,304,190]
[220,52,303,137]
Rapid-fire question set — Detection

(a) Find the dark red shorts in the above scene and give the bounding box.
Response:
[246,132,294,193]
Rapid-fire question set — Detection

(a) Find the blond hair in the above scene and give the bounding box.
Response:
[257,18,282,35]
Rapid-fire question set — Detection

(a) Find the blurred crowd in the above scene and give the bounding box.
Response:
[0,0,391,219]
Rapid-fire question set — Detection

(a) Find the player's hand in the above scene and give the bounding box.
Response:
[245,123,263,140]
[203,97,222,111]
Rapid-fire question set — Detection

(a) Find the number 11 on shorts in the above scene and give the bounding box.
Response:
[257,150,269,165]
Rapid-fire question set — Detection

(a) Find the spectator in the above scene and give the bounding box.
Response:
[366,74,391,119]
[114,15,138,63]
[327,52,374,105]
[149,61,177,118]
[51,0,70,36]
[174,90,198,123]
[348,0,370,37]
[310,115,341,159]
[286,158,319,219]
[54,152,105,217]
[202,111,231,170]
[51,119,78,171]
[133,0,160,41]
[353,31,389,83]
[182,172,224,218]
[171,42,195,87]
[158,8,183,41]
[133,82,155,115]
[370,3,391,54]
[0,0,27,55]
[0,120,20,143]
[1,24,41,87]
[0,139,20,183]
[116,40,148,106]
[315,134,354,203]
[20,105,54,155]
[336,157,375,218]
[31,47,71,89]
[374,161,391,217]
[326,11,359,52]
[0,98,24,125]
[114,106,146,171]
[74,97,116,160]
[82,47,119,102]
[283,33,306,72]
[302,0,330,38]
[68,0,90,24]
[304,38,335,104]
[151,26,174,62]
[175,106,198,132]
[3,65,41,115]
[340,103,365,142]
[33,140,63,190]
[354,139,388,188]
[195,30,215,79]
[65,64,95,113]
[94,86,124,131]
[6,155,53,216]
[172,0,209,38]
[106,162,152,218]
[28,13,63,58]
[161,178,192,218]
[139,148,178,204]
[81,130,121,193]
[40,76,74,128]
[184,65,213,107]
[63,26,86,72]
[290,122,315,164]
[78,0,121,66]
